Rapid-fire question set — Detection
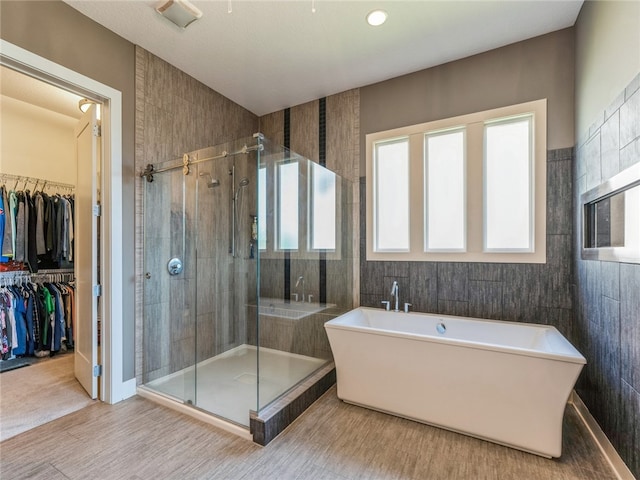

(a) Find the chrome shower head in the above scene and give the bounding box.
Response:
[199,171,220,188]
[234,177,250,201]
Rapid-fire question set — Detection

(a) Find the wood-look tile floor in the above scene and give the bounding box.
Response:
[0,386,616,480]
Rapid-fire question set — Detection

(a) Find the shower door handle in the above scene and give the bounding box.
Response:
[168,257,183,276]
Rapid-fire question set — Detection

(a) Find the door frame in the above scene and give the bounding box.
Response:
[0,39,133,403]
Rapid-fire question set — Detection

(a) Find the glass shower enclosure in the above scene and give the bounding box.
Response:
[140,134,351,430]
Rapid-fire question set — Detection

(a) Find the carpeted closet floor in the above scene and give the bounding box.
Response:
[0,353,95,441]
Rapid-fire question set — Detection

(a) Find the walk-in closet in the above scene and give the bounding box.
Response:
[0,65,99,440]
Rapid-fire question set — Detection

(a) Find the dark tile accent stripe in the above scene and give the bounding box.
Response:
[284,108,291,301]
[318,97,327,167]
[319,97,327,304]
[284,108,290,150]
[250,364,336,445]
[319,251,327,305]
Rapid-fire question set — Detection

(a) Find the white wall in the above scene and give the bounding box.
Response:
[0,95,77,186]
[575,0,640,138]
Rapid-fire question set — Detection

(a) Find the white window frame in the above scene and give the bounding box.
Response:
[259,158,342,260]
[307,161,338,253]
[275,160,300,251]
[483,114,535,253]
[372,137,411,252]
[424,127,467,253]
[366,99,547,263]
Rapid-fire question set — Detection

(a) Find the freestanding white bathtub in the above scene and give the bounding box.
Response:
[324,307,586,458]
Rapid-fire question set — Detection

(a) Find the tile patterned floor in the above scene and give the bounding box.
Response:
[0,386,617,480]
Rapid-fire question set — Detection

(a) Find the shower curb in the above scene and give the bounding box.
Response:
[250,362,336,446]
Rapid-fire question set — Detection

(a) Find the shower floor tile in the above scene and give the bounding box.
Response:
[146,345,326,426]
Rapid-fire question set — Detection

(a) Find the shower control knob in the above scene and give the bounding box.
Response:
[167,258,183,276]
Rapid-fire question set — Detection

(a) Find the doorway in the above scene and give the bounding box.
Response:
[0,39,130,407]
[0,66,101,439]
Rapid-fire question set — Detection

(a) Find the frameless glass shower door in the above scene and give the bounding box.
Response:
[142,139,260,427]
[142,160,197,406]
[141,134,352,430]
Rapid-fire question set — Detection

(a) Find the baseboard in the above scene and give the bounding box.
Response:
[569,391,636,480]
[121,378,138,400]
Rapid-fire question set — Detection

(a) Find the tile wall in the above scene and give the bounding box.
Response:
[573,73,640,477]
[134,47,258,384]
[359,147,574,339]
[254,91,360,358]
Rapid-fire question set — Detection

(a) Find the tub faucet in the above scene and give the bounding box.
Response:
[296,275,305,302]
[390,280,399,312]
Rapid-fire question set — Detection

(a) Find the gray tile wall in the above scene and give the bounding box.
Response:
[255,91,360,357]
[134,48,258,384]
[573,73,640,477]
[360,147,575,338]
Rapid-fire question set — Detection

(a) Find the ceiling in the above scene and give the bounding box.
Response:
[40,1,580,117]
[63,0,584,116]
[1,66,84,119]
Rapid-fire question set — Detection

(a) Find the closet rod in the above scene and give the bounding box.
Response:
[0,173,75,192]
[0,270,75,285]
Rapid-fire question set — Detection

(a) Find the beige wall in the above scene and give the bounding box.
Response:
[360,28,575,173]
[575,0,640,138]
[1,96,77,185]
[1,0,137,380]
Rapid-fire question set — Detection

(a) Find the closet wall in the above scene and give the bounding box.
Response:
[0,68,81,186]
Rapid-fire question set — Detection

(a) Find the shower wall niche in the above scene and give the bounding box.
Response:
[140,134,353,435]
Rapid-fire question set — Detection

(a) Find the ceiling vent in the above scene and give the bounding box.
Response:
[156,0,203,29]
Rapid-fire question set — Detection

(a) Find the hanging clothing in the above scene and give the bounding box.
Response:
[26,192,38,273]
[35,192,46,255]
[0,188,9,262]
[9,191,17,258]
[0,280,75,359]
[1,186,13,259]
[0,187,75,271]
[14,193,25,262]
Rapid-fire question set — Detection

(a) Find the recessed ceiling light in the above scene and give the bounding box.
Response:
[366,9,388,27]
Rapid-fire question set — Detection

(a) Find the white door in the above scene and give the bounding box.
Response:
[74,104,100,399]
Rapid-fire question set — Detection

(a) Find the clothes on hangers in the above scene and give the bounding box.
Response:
[1,186,12,259]
[0,185,75,272]
[0,279,75,360]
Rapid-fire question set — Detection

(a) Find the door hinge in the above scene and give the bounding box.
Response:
[93,204,101,217]
[93,365,102,377]
[93,124,101,137]
[93,284,102,297]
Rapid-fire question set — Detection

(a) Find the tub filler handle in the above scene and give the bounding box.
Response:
[381,301,390,311]
[404,303,412,313]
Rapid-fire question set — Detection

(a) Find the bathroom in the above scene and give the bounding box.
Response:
[135,24,638,472]
[1,0,639,478]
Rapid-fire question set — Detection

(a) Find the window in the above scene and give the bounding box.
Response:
[277,162,299,250]
[484,115,533,252]
[258,166,267,250]
[259,156,342,259]
[309,161,337,250]
[373,138,410,251]
[366,99,547,263]
[425,128,466,251]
